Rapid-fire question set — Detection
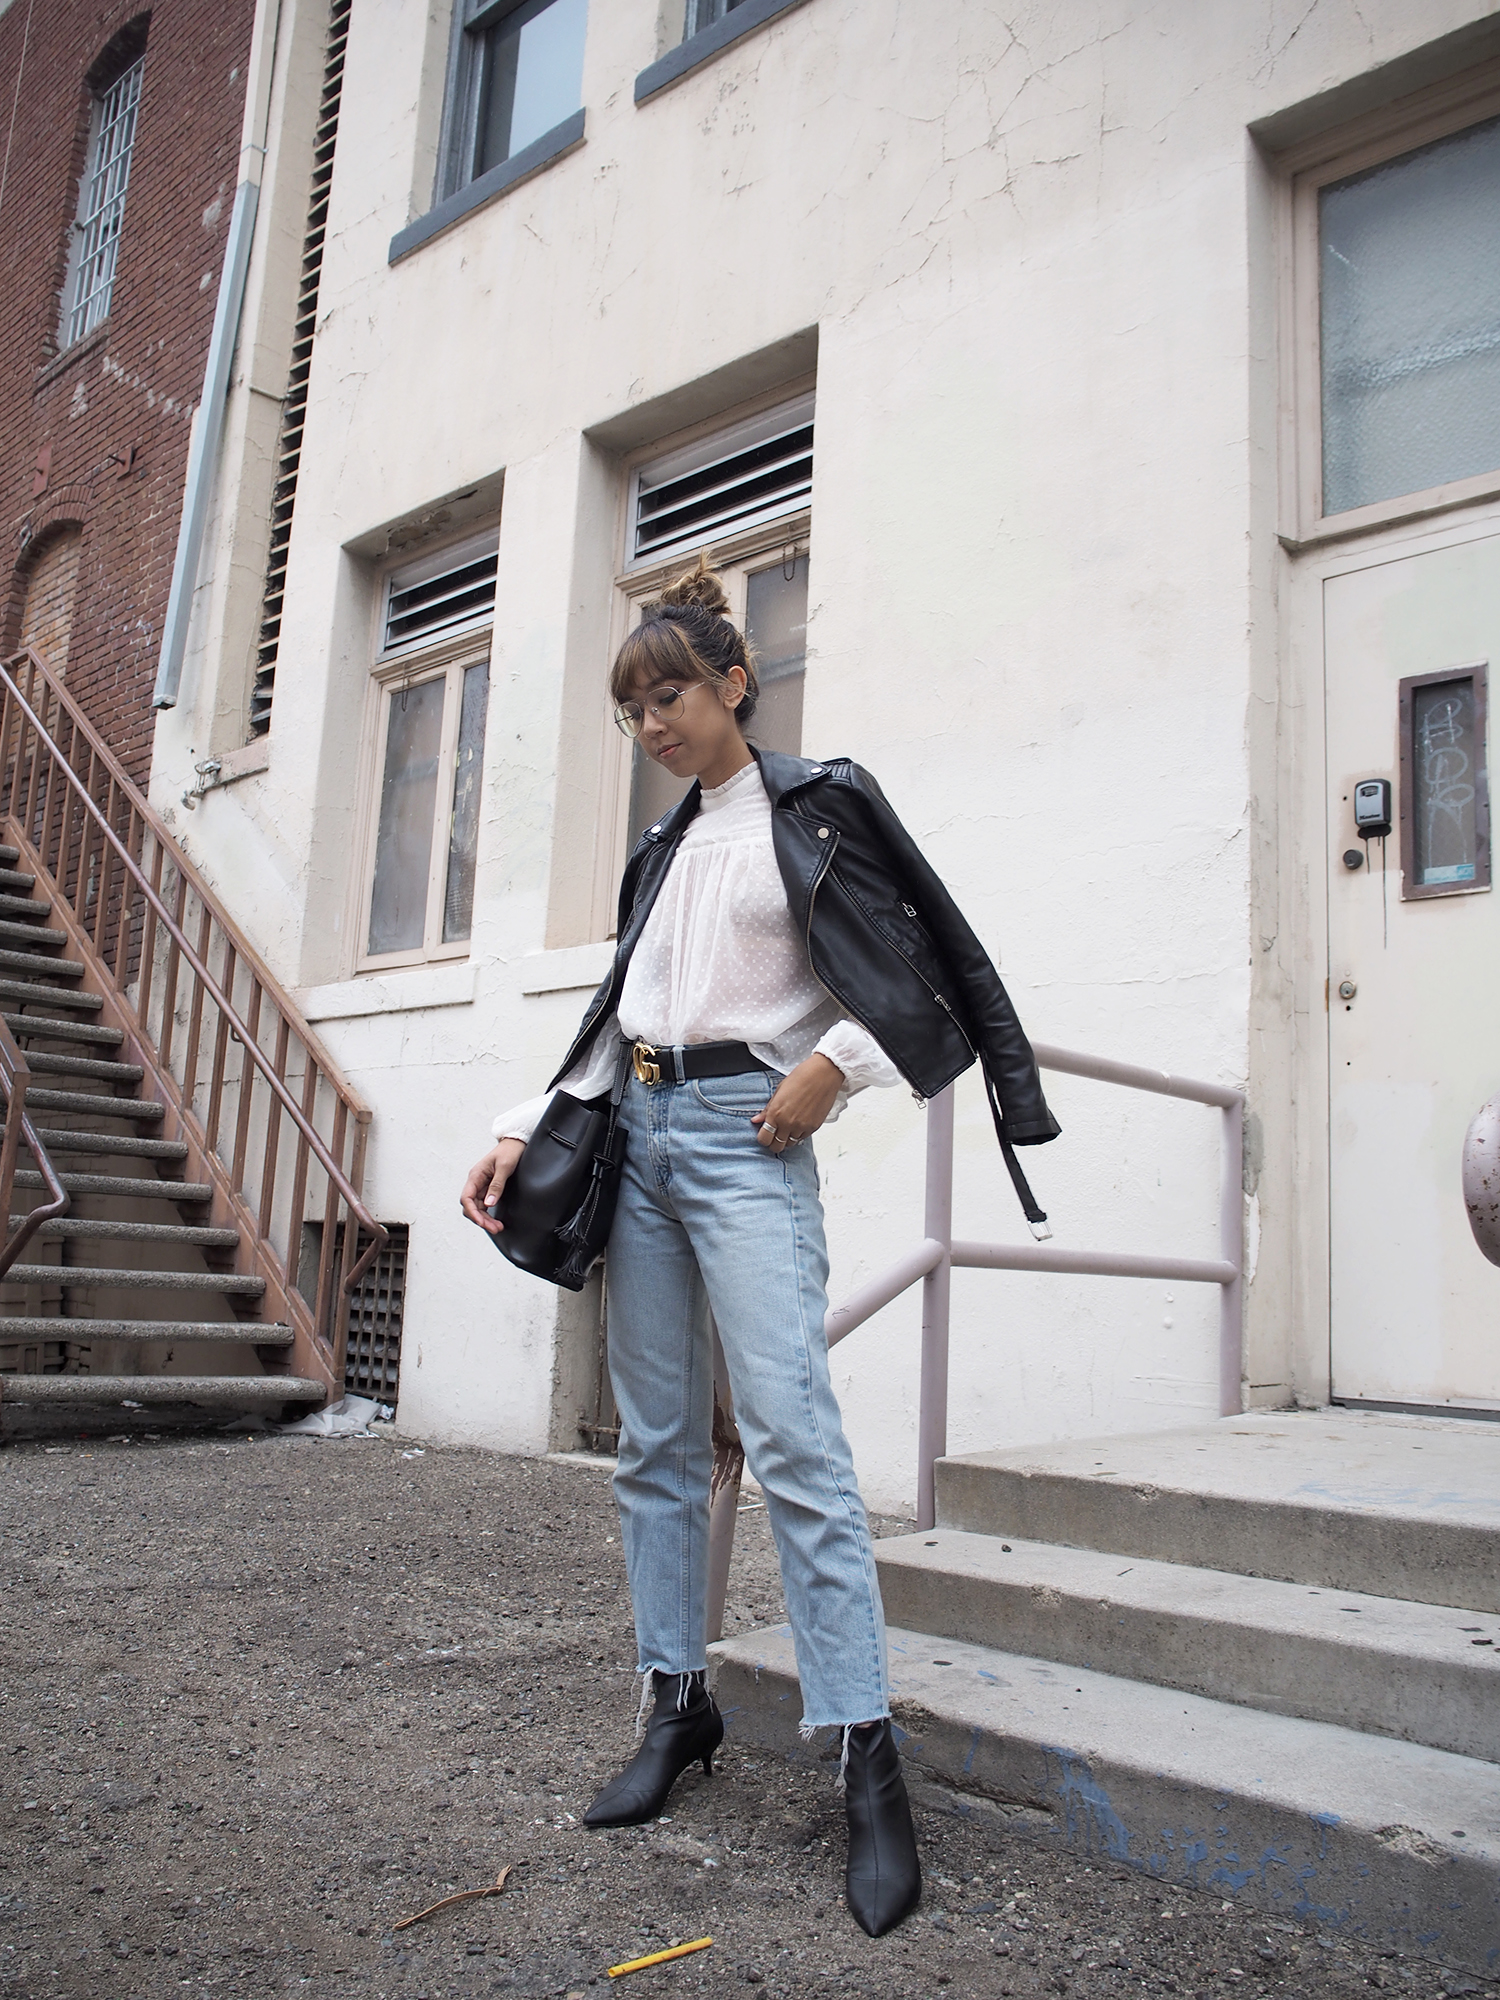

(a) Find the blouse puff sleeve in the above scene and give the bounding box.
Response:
[490,1014,899,1146]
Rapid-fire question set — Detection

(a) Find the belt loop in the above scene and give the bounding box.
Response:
[672,1046,685,1085]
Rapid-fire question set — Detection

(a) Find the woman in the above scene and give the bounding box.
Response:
[461,561,1058,1938]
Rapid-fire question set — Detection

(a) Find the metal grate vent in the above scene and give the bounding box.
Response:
[629,393,813,569]
[381,535,499,655]
[344,1224,407,1404]
[250,0,353,738]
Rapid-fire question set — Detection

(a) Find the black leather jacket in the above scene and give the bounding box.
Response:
[551,748,1059,1154]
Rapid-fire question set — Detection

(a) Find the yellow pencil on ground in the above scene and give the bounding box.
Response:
[607,1936,713,1977]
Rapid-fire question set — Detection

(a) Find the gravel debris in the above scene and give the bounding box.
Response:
[0,1429,1490,1999]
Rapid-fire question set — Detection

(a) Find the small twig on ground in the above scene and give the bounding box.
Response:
[393,1865,512,1931]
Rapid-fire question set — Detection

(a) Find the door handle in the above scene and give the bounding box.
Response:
[1463,1096,1500,1268]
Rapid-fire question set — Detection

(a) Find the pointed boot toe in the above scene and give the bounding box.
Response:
[843,1719,921,1937]
[583,1672,724,1830]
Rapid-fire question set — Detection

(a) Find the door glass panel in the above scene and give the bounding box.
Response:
[1320,114,1500,515]
[1401,668,1491,894]
[368,678,445,954]
[443,659,489,943]
[745,552,808,757]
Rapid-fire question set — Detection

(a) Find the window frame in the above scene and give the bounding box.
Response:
[1281,66,1500,546]
[352,534,497,976]
[436,0,584,202]
[60,51,146,351]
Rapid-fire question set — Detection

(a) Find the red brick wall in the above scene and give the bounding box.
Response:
[0,0,256,784]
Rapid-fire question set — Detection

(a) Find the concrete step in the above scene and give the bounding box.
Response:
[12,1126,188,1163]
[0,893,50,922]
[21,1086,162,1121]
[0,1372,322,1408]
[0,948,83,979]
[23,1051,144,1083]
[876,1529,1500,1763]
[0,980,102,1013]
[710,1623,1500,1975]
[11,1216,240,1249]
[5,1265,265,1296]
[0,1319,287,1342]
[937,1409,1500,1613]
[0,846,20,865]
[0,919,67,951]
[13,1171,212,1202]
[0,869,37,895]
[4,1010,119,1044]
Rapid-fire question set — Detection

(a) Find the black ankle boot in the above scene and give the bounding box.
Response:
[583,1671,724,1828]
[843,1719,921,1936]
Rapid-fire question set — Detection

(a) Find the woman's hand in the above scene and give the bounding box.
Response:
[460,1138,526,1235]
[752,1053,844,1152]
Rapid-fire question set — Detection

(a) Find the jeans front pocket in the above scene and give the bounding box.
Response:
[691,1068,779,1117]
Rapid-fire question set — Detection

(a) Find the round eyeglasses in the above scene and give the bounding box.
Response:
[613,687,687,739]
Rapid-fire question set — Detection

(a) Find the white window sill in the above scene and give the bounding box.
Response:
[298,961,477,1021]
[519,942,614,995]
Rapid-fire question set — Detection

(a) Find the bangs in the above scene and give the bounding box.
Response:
[609,618,712,705]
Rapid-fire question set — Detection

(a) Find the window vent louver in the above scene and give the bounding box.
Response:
[629,393,814,569]
[381,534,499,655]
[249,0,352,739]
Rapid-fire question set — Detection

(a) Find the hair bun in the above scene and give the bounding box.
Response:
[660,555,731,618]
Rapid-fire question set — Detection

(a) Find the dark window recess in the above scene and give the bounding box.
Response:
[251,0,352,739]
[384,548,498,651]
[632,416,812,566]
[300,1221,408,1404]
[685,0,751,31]
[1398,662,1492,898]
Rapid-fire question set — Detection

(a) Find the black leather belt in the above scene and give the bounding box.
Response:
[630,1040,766,1086]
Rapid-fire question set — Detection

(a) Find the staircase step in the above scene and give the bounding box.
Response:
[0,981,102,1014]
[21,1087,163,1122]
[22,1052,143,1083]
[14,1127,188,1162]
[11,1217,240,1248]
[0,869,36,895]
[875,1529,1500,1763]
[0,1372,322,1407]
[711,1623,1500,1975]
[0,948,83,979]
[5,1010,119,1044]
[0,919,67,951]
[0,1318,287,1343]
[5,1265,265,1296]
[0,845,19,865]
[14,1171,212,1201]
[937,1409,1500,1613]
[0,893,50,922]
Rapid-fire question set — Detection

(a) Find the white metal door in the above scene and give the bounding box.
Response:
[1325,530,1500,1411]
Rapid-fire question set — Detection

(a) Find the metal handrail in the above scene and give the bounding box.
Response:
[0,1013,69,1279]
[0,650,386,1370]
[705,1040,1246,1633]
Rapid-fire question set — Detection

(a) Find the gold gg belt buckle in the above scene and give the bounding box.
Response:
[632,1041,662,1087]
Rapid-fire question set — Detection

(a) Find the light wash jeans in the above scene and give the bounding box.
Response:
[604,1067,890,1732]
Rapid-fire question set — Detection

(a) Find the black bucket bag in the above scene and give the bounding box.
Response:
[492,1040,631,1291]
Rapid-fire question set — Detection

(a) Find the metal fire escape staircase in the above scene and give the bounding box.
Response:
[0,649,384,1426]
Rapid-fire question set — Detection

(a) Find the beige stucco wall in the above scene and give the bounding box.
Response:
[153,0,1500,1507]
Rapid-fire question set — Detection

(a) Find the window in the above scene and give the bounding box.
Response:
[62,50,145,347]
[1398,664,1491,898]
[614,393,814,850]
[1289,91,1500,535]
[440,0,587,198]
[683,0,751,34]
[358,533,497,969]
